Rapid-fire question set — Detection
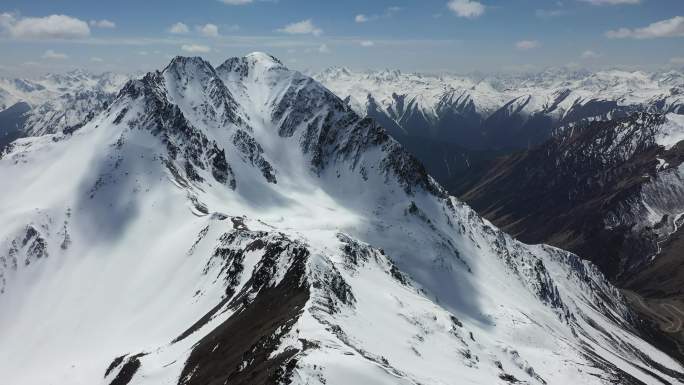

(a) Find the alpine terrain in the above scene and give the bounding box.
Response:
[0,70,130,150]
[1,53,683,385]
[316,68,684,191]
[459,111,684,360]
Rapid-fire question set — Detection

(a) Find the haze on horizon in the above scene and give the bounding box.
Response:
[0,0,682,77]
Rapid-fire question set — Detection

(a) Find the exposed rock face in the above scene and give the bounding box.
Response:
[0,101,30,152]
[0,70,130,140]
[0,54,683,385]
[317,67,684,190]
[459,111,684,360]
[460,112,684,279]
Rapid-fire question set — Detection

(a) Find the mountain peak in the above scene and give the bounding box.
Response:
[244,51,283,66]
[216,52,286,82]
[317,66,352,80]
[2,53,684,385]
[165,56,215,74]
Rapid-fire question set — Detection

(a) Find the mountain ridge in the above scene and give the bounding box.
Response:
[0,53,682,385]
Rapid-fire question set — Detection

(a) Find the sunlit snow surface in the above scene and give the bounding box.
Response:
[0,70,131,136]
[0,54,683,385]
[316,67,683,134]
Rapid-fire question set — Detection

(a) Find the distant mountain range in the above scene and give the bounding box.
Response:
[0,70,130,145]
[1,54,681,384]
[316,67,684,189]
[316,67,684,149]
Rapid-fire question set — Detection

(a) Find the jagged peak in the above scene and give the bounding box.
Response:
[317,66,352,79]
[216,52,286,81]
[244,51,283,65]
[164,56,216,77]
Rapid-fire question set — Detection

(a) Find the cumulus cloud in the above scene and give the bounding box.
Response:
[580,50,601,59]
[219,0,253,4]
[89,19,116,28]
[168,22,189,34]
[278,19,322,36]
[355,7,402,23]
[360,40,375,47]
[198,23,219,37]
[42,49,68,59]
[581,50,601,59]
[355,14,370,23]
[515,40,540,50]
[579,0,640,5]
[447,0,485,19]
[1,13,90,39]
[0,13,13,28]
[318,43,331,53]
[606,16,684,39]
[181,44,211,53]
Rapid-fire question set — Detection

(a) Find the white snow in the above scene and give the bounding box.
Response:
[316,67,684,137]
[655,113,684,150]
[0,53,682,385]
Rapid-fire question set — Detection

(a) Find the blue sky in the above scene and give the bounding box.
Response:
[0,0,682,76]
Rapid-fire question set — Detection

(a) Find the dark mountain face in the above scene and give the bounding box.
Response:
[317,69,684,198]
[458,111,684,357]
[0,102,30,152]
[460,112,683,278]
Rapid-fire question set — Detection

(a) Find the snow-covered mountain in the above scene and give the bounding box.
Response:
[316,67,684,150]
[1,53,682,385]
[461,112,684,279]
[458,110,684,360]
[0,70,130,140]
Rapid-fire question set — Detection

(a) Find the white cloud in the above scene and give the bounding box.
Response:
[447,0,485,19]
[42,49,68,59]
[579,0,640,5]
[0,13,14,29]
[581,50,601,59]
[278,19,322,36]
[90,19,116,28]
[670,57,684,65]
[318,43,331,53]
[219,0,253,4]
[1,14,90,39]
[355,7,402,23]
[360,40,375,47]
[355,14,370,23]
[535,9,566,19]
[386,6,402,15]
[606,16,684,39]
[515,40,540,50]
[198,23,219,37]
[181,44,211,53]
[90,57,104,62]
[168,22,189,34]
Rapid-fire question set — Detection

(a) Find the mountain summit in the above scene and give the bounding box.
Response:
[0,54,682,385]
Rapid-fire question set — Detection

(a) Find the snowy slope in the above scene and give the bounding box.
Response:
[0,53,682,385]
[0,70,130,136]
[316,67,684,149]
